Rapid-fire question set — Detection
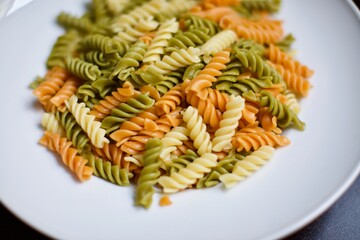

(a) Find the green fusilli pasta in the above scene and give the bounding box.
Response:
[168,28,211,50]
[81,34,126,55]
[56,110,92,153]
[47,30,80,69]
[110,41,148,80]
[235,48,283,84]
[76,83,100,109]
[135,138,162,208]
[259,90,305,130]
[183,15,220,37]
[101,93,155,133]
[66,57,101,82]
[167,149,198,174]
[240,0,281,14]
[84,152,133,186]
[57,12,108,35]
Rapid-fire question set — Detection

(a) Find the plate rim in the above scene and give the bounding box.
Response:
[0,0,360,239]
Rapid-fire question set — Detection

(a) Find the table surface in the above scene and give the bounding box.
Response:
[1,1,359,239]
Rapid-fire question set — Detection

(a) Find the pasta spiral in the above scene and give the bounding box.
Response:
[235,48,282,84]
[183,106,212,155]
[101,93,155,133]
[185,50,231,100]
[39,131,93,181]
[135,138,162,208]
[270,62,311,97]
[183,62,205,80]
[57,12,106,35]
[183,14,220,36]
[84,152,133,186]
[216,60,243,85]
[92,143,126,167]
[259,90,305,130]
[41,112,66,137]
[155,84,184,115]
[199,30,237,59]
[232,130,290,152]
[143,18,179,63]
[185,88,222,129]
[240,0,281,13]
[158,152,217,193]
[81,34,123,54]
[168,28,211,50]
[120,109,181,154]
[81,51,118,69]
[154,0,197,22]
[111,41,148,80]
[110,107,160,146]
[89,81,138,120]
[284,89,301,114]
[160,126,190,164]
[65,95,109,148]
[50,76,81,112]
[219,146,274,188]
[56,110,92,153]
[147,47,201,75]
[76,83,100,109]
[212,95,245,152]
[197,151,238,188]
[266,44,314,78]
[65,57,101,82]
[112,0,165,30]
[116,17,159,43]
[206,88,230,113]
[33,67,70,111]
[275,34,295,53]
[168,149,198,174]
[46,30,80,69]
[224,77,274,96]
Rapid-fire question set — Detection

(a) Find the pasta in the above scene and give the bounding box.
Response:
[212,95,245,152]
[32,0,313,208]
[39,131,93,181]
[84,152,133,186]
[143,18,179,63]
[135,138,162,208]
[65,95,109,148]
[219,146,275,188]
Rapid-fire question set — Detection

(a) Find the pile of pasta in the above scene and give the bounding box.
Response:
[31,0,313,208]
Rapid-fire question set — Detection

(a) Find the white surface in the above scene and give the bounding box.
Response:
[0,0,14,19]
[0,0,359,240]
[6,0,32,15]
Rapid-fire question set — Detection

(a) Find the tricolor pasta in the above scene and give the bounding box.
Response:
[31,0,313,208]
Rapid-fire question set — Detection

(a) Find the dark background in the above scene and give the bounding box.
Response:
[1,1,359,240]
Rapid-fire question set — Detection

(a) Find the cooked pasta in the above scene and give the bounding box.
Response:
[41,112,66,137]
[158,152,217,193]
[159,126,190,165]
[89,81,138,120]
[84,152,133,186]
[199,30,237,60]
[183,106,212,155]
[39,131,93,181]
[65,95,109,148]
[31,0,313,208]
[143,18,179,63]
[135,138,162,208]
[219,146,275,188]
[212,95,245,152]
[101,93,155,133]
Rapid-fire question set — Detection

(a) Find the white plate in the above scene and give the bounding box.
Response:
[0,1,359,239]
